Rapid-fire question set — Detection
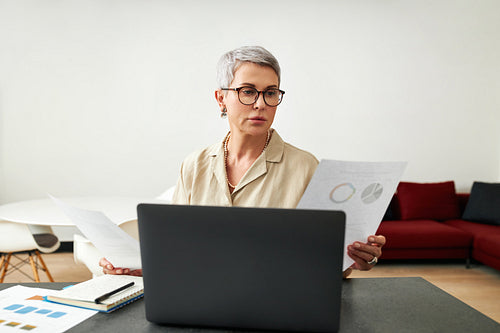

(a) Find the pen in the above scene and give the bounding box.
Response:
[94,282,135,304]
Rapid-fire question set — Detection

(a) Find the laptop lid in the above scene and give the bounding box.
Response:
[137,204,345,333]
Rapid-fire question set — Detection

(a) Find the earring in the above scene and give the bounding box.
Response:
[220,107,227,119]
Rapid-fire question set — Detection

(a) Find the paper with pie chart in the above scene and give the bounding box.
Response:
[297,159,407,270]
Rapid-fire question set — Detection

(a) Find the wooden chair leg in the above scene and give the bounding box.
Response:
[0,255,4,277]
[28,252,40,283]
[0,254,4,283]
[35,250,54,282]
[0,253,12,283]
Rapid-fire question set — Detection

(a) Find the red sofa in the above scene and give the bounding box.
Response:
[377,181,500,271]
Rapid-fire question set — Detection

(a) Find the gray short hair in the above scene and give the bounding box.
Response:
[216,46,281,88]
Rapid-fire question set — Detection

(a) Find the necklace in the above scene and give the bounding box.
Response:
[224,130,271,189]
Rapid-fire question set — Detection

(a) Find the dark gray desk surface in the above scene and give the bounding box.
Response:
[1,277,498,332]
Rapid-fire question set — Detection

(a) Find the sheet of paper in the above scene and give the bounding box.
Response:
[50,195,141,269]
[0,285,97,333]
[297,159,407,270]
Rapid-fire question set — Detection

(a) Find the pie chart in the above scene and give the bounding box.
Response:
[330,183,356,203]
[361,183,383,204]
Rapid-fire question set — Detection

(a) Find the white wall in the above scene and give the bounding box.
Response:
[1,0,499,204]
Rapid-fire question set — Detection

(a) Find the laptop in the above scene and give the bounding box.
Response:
[137,204,346,333]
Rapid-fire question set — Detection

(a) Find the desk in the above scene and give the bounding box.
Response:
[1,278,498,332]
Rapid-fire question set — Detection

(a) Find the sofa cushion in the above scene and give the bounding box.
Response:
[397,181,460,220]
[462,181,500,225]
[377,220,472,248]
[474,233,500,258]
[445,219,500,237]
[473,249,500,271]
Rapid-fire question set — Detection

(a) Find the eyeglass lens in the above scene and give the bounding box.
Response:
[238,87,283,106]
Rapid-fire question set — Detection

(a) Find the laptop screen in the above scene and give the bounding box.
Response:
[138,204,345,333]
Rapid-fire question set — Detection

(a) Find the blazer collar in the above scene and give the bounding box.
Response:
[208,129,284,195]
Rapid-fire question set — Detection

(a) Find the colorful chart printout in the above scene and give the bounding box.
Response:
[0,286,97,333]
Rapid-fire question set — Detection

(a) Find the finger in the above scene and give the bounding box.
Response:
[347,250,372,271]
[128,269,143,276]
[102,267,130,275]
[99,257,114,270]
[102,268,118,275]
[368,235,386,247]
[342,267,353,279]
[348,244,369,262]
[98,257,108,268]
[349,242,381,260]
[99,258,130,275]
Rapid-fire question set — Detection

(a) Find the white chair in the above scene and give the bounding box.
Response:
[73,187,174,277]
[0,221,60,283]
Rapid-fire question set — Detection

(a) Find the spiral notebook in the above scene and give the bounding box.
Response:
[45,275,143,313]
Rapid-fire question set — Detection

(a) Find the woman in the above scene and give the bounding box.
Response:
[100,46,385,278]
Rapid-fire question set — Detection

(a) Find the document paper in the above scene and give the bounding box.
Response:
[297,159,407,270]
[0,285,97,333]
[50,195,141,269]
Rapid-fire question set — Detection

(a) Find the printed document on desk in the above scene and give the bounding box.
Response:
[50,195,141,269]
[0,285,97,333]
[297,159,407,270]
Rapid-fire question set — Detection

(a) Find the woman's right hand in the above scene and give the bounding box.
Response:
[99,257,143,276]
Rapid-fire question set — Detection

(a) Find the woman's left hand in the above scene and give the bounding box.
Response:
[347,235,386,271]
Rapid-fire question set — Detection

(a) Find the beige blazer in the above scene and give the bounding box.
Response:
[172,130,319,208]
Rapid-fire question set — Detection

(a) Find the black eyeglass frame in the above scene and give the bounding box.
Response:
[221,86,285,107]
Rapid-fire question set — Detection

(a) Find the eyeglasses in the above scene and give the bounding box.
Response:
[221,86,285,107]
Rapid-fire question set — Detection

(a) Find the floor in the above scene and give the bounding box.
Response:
[1,252,92,284]
[2,253,500,323]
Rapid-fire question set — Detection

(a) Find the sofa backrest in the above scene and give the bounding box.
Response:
[456,193,470,216]
[383,193,469,221]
